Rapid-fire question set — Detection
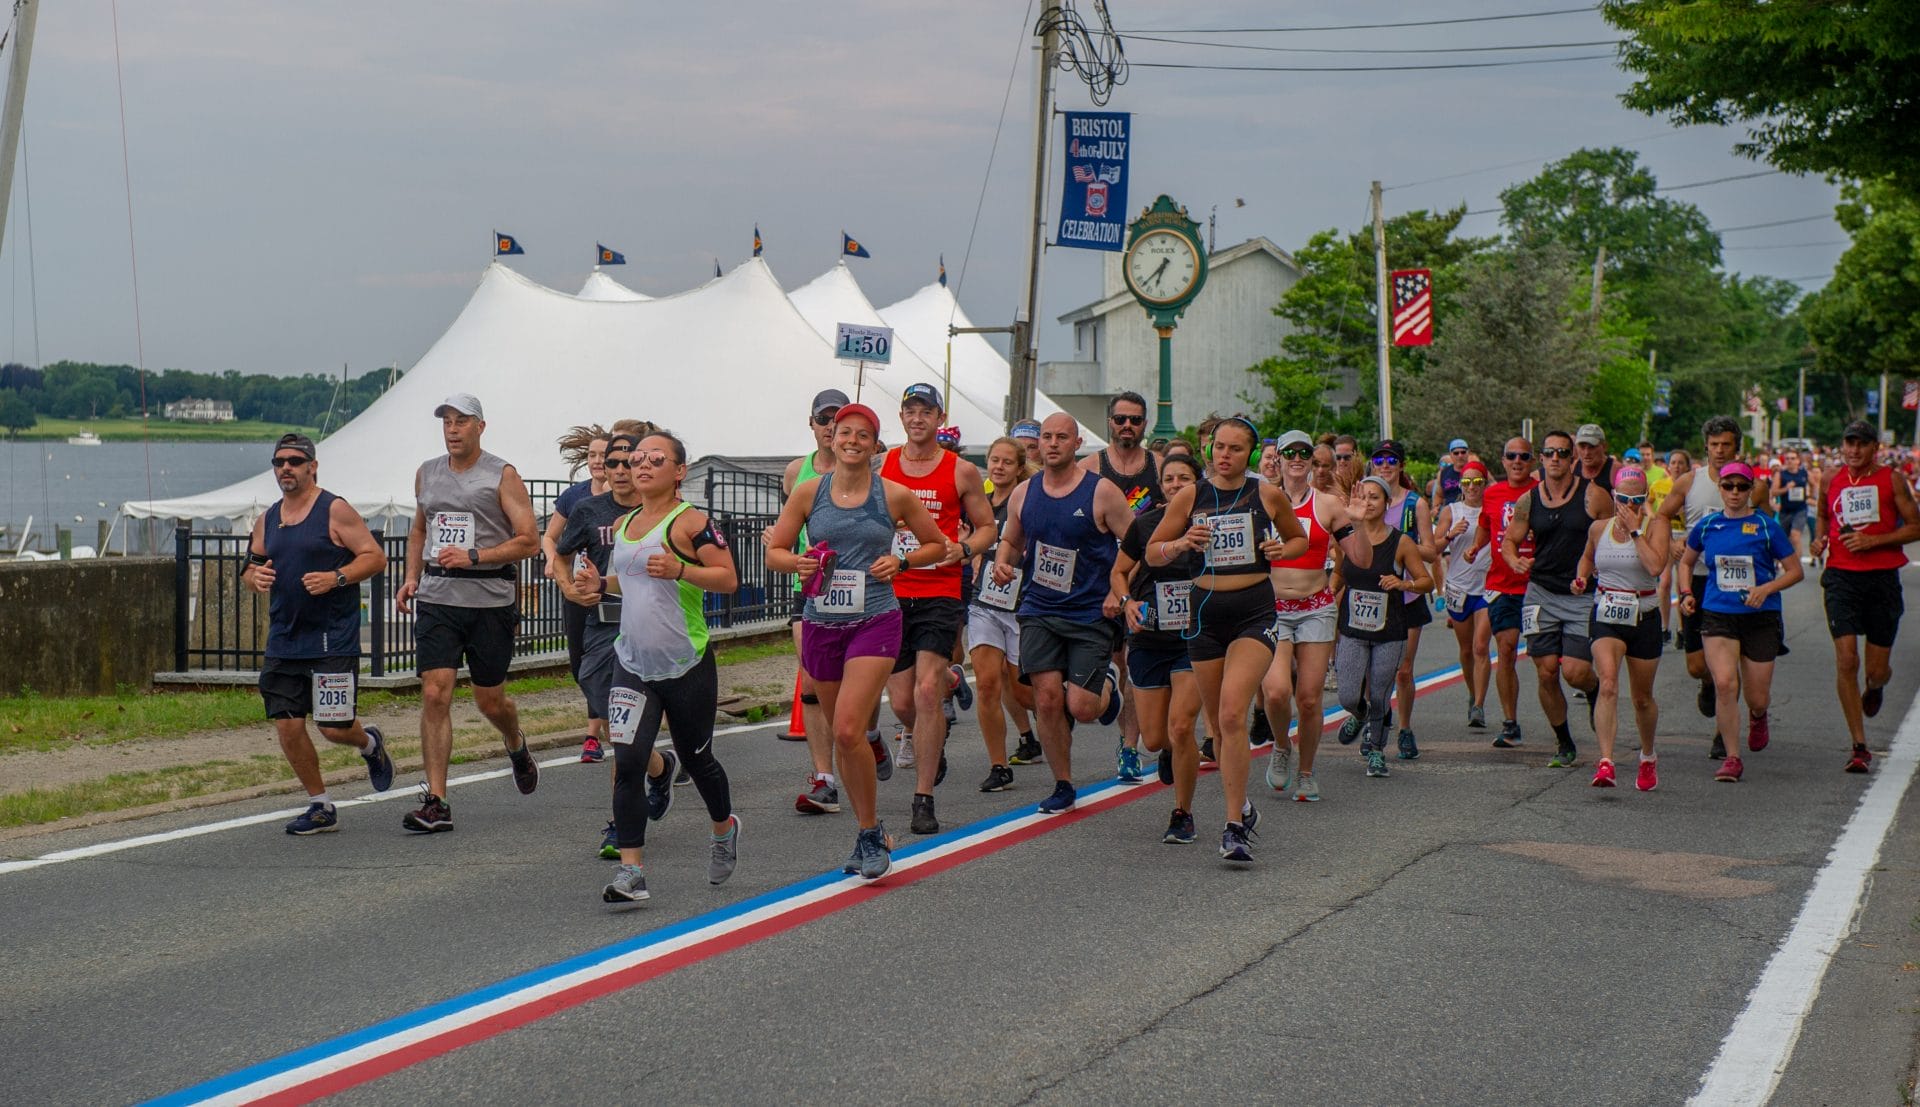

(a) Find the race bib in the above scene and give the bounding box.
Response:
[1033,542,1077,592]
[1839,485,1879,527]
[892,528,935,569]
[1521,604,1542,637]
[1207,512,1256,568]
[311,671,354,724]
[1155,580,1193,631]
[429,511,474,559]
[1443,583,1467,613]
[1348,589,1388,633]
[1597,589,1640,627]
[607,686,646,745]
[1715,554,1755,594]
[816,569,866,615]
[1785,484,1806,503]
[977,567,1020,611]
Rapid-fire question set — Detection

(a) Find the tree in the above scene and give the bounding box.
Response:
[1603,0,1920,193]
[0,392,35,437]
[1244,359,1331,437]
[1801,180,1920,380]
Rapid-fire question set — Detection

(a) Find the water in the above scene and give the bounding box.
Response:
[0,439,273,553]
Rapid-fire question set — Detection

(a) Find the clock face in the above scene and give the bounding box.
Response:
[1126,229,1200,305]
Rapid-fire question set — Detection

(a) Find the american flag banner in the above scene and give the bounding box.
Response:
[1391,268,1433,347]
[1904,379,1919,412]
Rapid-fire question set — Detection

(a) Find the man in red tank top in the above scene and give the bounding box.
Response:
[1813,420,1920,773]
[883,383,997,833]
[1476,436,1539,748]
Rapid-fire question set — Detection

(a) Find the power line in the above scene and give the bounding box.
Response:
[1118,7,1598,35]
[1132,53,1615,73]
[1655,168,1784,193]
[1123,34,1621,54]
[1723,240,1847,251]
[1716,214,1833,233]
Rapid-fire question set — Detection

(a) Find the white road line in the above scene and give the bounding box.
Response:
[1690,693,1920,1105]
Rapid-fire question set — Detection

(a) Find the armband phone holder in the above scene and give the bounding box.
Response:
[799,542,837,599]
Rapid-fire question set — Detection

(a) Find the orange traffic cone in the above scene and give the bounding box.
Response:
[782,668,808,739]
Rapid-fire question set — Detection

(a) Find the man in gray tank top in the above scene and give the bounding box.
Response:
[396,393,541,832]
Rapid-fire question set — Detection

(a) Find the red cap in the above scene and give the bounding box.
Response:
[833,403,882,432]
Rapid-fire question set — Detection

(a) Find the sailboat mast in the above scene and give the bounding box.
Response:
[0,0,41,260]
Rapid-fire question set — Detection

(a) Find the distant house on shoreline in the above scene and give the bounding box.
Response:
[163,398,236,423]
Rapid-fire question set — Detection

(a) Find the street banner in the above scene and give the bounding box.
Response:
[1391,269,1433,346]
[1867,388,1880,416]
[1904,379,1919,412]
[1803,394,1816,416]
[1056,111,1130,251]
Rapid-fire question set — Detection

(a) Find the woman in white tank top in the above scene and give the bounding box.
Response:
[1571,467,1670,791]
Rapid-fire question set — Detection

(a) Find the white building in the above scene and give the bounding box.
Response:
[1041,236,1359,432]
[164,398,236,423]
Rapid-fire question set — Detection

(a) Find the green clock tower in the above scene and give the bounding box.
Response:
[1122,195,1208,439]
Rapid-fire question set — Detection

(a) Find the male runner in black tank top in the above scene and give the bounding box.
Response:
[1078,390,1163,779]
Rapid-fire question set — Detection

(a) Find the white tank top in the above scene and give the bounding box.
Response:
[1593,524,1659,613]
[1683,466,1725,530]
[1439,500,1490,598]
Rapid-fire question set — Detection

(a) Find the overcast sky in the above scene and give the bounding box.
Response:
[0,1,1841,380]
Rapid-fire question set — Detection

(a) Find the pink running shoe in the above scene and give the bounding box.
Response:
[1636,759,1658,792]
[1747,711,1770,753]
[1590,759,1616,788]
[1714,755,1744,783]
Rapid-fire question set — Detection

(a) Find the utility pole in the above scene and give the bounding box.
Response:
[1372,180,1392,441]
[1879,369,1889,438]
[1589,245,1606,318]
[1640,348,1654,444]
[1009,2,1061,427]
[0,0,41,261]
[1796,364,1805,440]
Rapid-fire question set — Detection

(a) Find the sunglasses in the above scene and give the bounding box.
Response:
[1370,455,1401,467]
[1278,446,1313,460]
[811,411,839,426]
[1334,452,1354,462]
[1719,480,1753,492]
[1110,414,1145,426]
[271,456,309,468]
[1614,492,1648,506]
[1504,451,1532,461]
[602,456,634,469]
[625,449,674,469]
[1460,477,1486,487]
[1539,446,1573,459]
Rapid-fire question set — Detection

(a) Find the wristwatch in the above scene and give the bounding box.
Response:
[333,570,348,590]
[466,547,480,566]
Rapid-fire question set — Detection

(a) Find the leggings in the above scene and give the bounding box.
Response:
[610,648,731,850]
[1336,635,1405,751]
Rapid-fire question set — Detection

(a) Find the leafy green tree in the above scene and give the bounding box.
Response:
[1603,0,1920,192]
[1244,359,1331,436]
[1802,180,1920,380]
[0,391,34,437]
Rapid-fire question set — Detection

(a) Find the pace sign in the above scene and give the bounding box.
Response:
[834,323,892,366]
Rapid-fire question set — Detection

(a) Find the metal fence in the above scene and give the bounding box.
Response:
[171,508,795,675]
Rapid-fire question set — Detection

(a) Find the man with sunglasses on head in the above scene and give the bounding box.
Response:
[1012,419,1044,468]
[243,433,394,835]
[1813,420,1920,774]
[1476,436,1539,748]
[1080,390,1163,778]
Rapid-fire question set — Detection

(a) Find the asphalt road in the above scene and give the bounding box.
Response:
[3,572,1917,1106]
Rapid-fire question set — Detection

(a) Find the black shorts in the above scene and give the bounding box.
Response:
[415,601,518,686]
[1186,581,1276,664]
[1126,642,1192,690]
[1404,594,1434,630]
[1698,608,1786,663]
[1680,573,1709,653]
[893,596,964,672]
[1488,592,1526,635]
[260,655,359,726]
[1019,615,1116,692]
[1587,606,1663,662]
[1822,567,1904,649]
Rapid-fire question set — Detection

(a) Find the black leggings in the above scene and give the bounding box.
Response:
[611,648,731,849]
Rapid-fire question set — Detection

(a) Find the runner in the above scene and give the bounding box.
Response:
[243,433,394,834]
[395,394,541,833]
[1145,414,1310,863]
[1111,452,1205,841]
[1436,459,1492,729]
[1649,448,1682,645]
[1679,462,1803,783]
[1501,429,1612,768]
[1479,437,1539,748]
[1261,430,1370,803]
[1332,434,1363,493]
[1574,423,1617,492]
[1773,446,1815,562]
[1332,475,1432,780]
[1081,390,1163,781]
[1570,466,1668,790]
[1369,440,1438,760]
[970,436,1038,792]
[882,382,997,835]
[766,403,947,880]
[1011,418,1043,468]
[1433,438,1470,506]
[541,424,610,763]
[992,413,1133,819]
[1813,420,1920,774]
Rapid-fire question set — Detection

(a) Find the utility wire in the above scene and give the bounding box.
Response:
[1723,240,1847,251]
[1122,34,1621,54]
[1655,168,1783,193]
[1132,53,1615,73]
[1716,214,1833,233]
[1119,7,1598,34]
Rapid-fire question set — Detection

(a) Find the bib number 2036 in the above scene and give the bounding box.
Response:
[311,671,355,725]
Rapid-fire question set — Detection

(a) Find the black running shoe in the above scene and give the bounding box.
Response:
[1697,678,1715,718]
[910,794,939,835]
[934,754,949,788]
[979,764,1015,793]
[1250,709,1274,747]
[402,788,452,833]
[361,726,394,792]
[1863,684,1885,718]
[647,750,678,821]
[1493,720,1523,748]
[1710,733,1727,760]
[1200,736,1217,765]
[508,744,539,795]
[1157,747,1174,785]
[1009,735,1044,765]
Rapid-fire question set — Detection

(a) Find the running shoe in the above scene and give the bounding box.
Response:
[1747,711,1771,753]
[1157,747,1174,785]
[580,735,605,764]
[674,760,692,786]
[935,754,949,788]
[1710,733,1727,760]
[1163,808,1196,844]
[401,787,452,833]
[1117,745,1146,784]
[1846,744,1873,774]
[1009,734,1044,765]
[1294,772,1320,803]
[508,744,539,795]
[648,750,678,821]
[796,774,841,814]
[708,814,740,885]
[602,864,649,904]
[1397,728,1420,761]
[1863,684,1885,718]
[285,802,338,836]
[1493,720,1523,748]
[1037,780,1077,815]
[942,697,957,726]
[845,823,894,881]
[1241,803,1260,837]
[1098,663,1124,726]
[1591,759,1616,788]
[361,726,394,792]
[599,820,619,859]
[1636,758,1658,792]
[979,764,1015,793]
[1250,709,1274,748]
[1585,690,1597,732]
[1714,756,1744,783]
[1266,742,1293,793]
[1220,822,1254,863]
[1364,749,1389,778]
[869,733,893,782]
[1337,716,1363,746]
[1467,705,1487,730]
[893,727,916,769]
[1696,678,1715,718]
[949,664,974,711]
[1547,742,1579,769]
[910,794,939,835]
[1199,737,1218,767]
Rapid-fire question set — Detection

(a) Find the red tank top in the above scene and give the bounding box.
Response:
[1825,465,1909,572]
[1270,487,1331,570]
[881,446,963,599]
[1481,477,1538,595]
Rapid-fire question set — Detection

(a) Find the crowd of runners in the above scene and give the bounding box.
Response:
[239,386,1920,904]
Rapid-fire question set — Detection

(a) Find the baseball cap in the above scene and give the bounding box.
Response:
[434,393,484,419]
[1842,419,1878,442]
[1275,429,1313,451]
[1719,461,1757,482]
[1574,423,1606,446]
[1447,438,1468,451]
[1011,419,1042,440]
[833,403,882,431]
[273,432,316,460]
[810,388,850,417]
[1623,447,1643,462]
[1371,439,1406,462]
[900,383,944,410]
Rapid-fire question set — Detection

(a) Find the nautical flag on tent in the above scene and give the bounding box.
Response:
[494,232,524,257]
[842,232,871,259]
[714,258,723,278]
[597,244,625,266]
[1390,268,1433,347]
[753,225,763,257]
[938,254,947,287]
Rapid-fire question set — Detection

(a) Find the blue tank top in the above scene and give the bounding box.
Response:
[1776,468,1810,512]
[802,473,900,624]
[1017,469,1115,621]
[262,491,360,659]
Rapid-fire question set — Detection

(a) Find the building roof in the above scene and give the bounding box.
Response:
[1055,236,1303,326]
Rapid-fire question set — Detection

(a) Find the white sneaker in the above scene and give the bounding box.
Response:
[893,728,916,769]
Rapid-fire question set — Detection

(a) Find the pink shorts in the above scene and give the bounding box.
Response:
[800,609,904,683]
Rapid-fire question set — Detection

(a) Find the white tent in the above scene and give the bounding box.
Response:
[124,260,893,521]
[576,269,651,302]
[877,280,1090,437]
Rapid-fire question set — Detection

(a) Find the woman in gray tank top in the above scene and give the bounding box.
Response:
[765,403,947,881]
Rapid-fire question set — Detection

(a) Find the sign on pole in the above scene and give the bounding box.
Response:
[1867,388,1881,416]
[834,323,892,366]
[1056,111,1131,252]
[1903,379,1919,412]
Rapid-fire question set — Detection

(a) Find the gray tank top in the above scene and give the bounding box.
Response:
[1683,466,1724,531]
[803,473,900,624]
[415,450,516,607]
